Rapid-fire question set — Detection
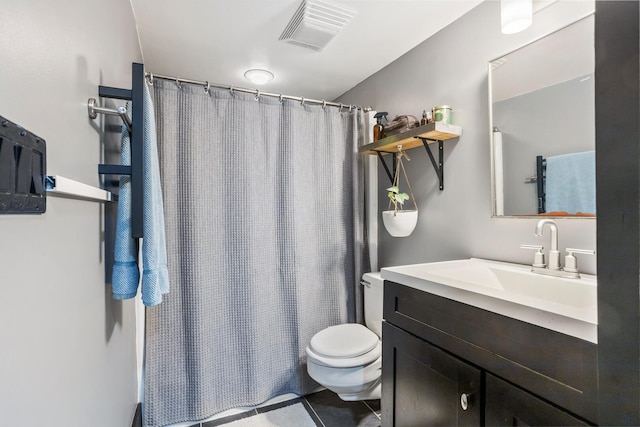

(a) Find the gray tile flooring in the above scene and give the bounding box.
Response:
[187,390,381,427]
[304,390,381,427]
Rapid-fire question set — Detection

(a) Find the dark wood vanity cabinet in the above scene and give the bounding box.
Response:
[383,322,481,426]
[484,374,588,426]
[382,281,597,427]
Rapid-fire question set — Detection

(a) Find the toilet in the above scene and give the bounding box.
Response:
[305,272,384,401]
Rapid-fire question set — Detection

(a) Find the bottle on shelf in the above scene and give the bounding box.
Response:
[373,111,388,141]
[420,110,428,126]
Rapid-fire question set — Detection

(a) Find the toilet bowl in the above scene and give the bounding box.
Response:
[305,272,384,401]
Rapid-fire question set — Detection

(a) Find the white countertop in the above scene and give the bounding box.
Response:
[381,258,597,343]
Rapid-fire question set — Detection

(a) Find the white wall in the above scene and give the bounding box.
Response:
[337,1,597,274]
[0,1,142,426]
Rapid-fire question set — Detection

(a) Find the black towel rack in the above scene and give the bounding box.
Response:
[89,62,145,238]
[536,155,546,214]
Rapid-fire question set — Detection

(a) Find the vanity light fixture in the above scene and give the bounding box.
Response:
[244,69,274,85]
[501,0,533,34]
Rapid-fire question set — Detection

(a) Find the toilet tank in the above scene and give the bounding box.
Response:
[362,272,384,338]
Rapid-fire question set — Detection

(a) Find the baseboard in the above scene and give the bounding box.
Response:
[132,403,142,427]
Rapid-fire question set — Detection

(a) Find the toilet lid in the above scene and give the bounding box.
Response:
[309,323,379,358]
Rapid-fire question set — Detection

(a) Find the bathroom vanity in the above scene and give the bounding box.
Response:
[380,259,597,426]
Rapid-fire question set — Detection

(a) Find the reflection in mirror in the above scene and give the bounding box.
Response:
[490,15,595,218]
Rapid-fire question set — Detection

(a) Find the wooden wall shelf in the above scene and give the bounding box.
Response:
[359,122,462,155]
[360,121,462,191]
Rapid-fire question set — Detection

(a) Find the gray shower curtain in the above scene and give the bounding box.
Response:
[143,79,369,427]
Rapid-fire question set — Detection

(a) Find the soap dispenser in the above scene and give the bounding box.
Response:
[373,111,388,141]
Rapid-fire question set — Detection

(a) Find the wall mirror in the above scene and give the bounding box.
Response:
[489,15,595,218]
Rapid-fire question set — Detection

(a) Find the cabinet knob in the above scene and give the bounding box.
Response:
[460,393,470,411]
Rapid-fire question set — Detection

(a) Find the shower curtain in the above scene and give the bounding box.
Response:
[143,79,369,427]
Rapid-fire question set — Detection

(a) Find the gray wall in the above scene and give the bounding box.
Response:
[337,1,597,273]
[0,1,142,426]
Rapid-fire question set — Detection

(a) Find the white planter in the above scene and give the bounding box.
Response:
[382,210,418,237]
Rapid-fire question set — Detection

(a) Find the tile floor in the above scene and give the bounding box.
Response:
[187,390,381,427]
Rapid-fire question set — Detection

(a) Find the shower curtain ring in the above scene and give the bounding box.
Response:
[255,89,261,101]
[349,105,353,112]
[301,97,306,105]
[204,81,210,94]
[279,94,284,104]
[229,86,235,97]
[322,100,326,109]
[175,77,182,89]
[339,103,343,111]
[147,72,154,86]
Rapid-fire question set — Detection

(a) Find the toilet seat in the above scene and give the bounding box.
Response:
[310,324,379,358]
[306,323,381,368]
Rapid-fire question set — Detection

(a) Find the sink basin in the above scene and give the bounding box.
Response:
[381,258,597,343]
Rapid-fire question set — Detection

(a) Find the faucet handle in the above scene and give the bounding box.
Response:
[564,248,595,273]
[566,248,595,256]
[521,244,545,268]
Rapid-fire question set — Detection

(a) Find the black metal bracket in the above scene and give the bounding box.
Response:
[417,137,445,191]
[376,152,397,184]
[97,62,145,238]
[373,137,446,190]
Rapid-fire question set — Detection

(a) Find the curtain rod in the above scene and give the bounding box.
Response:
[145,72,371,112]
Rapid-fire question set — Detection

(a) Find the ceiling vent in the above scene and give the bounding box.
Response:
[279,0,356,52]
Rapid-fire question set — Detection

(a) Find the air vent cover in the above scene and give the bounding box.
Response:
[279,0,356,52]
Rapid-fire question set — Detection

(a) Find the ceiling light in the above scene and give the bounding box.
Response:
[244,69,274,85]
[501,0,533,34]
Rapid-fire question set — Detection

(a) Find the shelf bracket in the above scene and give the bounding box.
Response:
[376,151,397,185]
[417,137,444,191]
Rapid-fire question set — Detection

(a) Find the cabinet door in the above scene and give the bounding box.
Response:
[485,374,590,426]
[382,322,481,427]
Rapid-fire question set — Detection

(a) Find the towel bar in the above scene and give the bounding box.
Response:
[87,98,132,133]
[45,175,115,202]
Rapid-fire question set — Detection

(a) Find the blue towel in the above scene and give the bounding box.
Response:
[140,82,170,306]
[112,83,170,306]
[545,150,595,214]
[112,103,140,300]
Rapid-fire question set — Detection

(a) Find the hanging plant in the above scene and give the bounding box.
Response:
[382,146,418,237]
[386,185,410,215]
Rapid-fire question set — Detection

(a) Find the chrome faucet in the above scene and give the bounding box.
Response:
[534,219,560,270]
[520,219,595,279]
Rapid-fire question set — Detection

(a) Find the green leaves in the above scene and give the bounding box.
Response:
[387,186,410,209]
[395,192,409,205]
